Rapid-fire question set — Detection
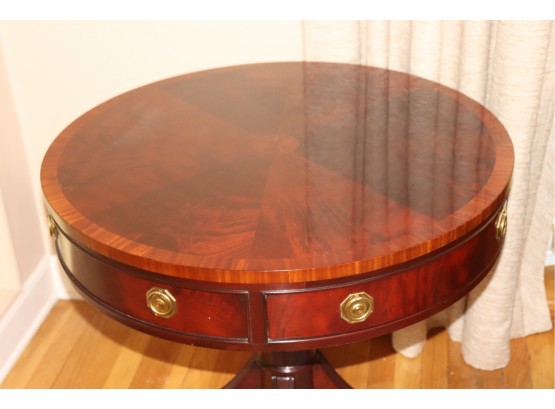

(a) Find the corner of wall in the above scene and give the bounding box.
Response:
[0,255,57,384]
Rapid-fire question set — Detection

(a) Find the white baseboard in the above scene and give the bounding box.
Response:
[0,256,57,384]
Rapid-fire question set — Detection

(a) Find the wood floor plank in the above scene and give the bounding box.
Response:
[365,336,396,388]
[177,347,249,388]
[159,344,197,388]
[51,305,130,388]
[1,301,71,388]
[447,339,476,388]
[394,351,422,388]
[128,337,184,388]
[102,329,152,388]
[504,337,533,388]
[526,327,554,388]
[420,329,448,388]
[23,302,97,388]
[180,347,227,388]
[324,340,372,389]
[195,350,251,388]
[475,368,504,388]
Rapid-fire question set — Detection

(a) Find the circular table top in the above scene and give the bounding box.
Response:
[41,62,514,285]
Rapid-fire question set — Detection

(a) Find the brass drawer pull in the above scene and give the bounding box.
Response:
[47,215,57,238]
[340,292,374,324]
[495,203,508,242]
[146,287,177,318]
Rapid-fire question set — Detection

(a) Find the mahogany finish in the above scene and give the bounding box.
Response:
[223,350,352,389]
[53,209,502,351]
[40,62,514,388]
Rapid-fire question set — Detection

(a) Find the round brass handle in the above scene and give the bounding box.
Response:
[146,287,177,318]
[495,204,508,242]
[47,215,57,238]
[340,292,374,324]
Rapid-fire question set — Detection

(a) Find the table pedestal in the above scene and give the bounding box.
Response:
[223,350,351,389]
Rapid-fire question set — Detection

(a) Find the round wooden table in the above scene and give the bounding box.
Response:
[41,62,514,388]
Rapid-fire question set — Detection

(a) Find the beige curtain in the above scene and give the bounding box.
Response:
[303,20,554,370]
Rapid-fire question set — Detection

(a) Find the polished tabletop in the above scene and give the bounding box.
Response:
[41,62,514,285]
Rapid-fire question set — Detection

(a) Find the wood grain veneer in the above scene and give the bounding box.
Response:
[40,62,514,387]
[41,62,513,285]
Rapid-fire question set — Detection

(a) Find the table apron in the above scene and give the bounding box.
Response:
[54,209,504,351]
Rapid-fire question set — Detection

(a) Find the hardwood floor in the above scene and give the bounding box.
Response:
[2,269,553,389]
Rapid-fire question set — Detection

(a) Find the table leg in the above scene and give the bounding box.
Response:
[223,350,352,389]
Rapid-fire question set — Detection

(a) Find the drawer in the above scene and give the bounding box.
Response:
[56,232,249,342]
[53,204,505,349]
[265,212,502,341]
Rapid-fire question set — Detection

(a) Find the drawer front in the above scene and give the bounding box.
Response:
[265,212,502,341]
[56,233,249,342]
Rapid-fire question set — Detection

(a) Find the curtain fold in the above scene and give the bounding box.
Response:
[303,20,554,370]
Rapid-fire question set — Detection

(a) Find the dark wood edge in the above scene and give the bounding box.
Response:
[54,211,504,352]
[49,198,507,294]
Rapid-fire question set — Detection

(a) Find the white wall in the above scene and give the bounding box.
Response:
[0,20,303,381]
[0,34,47,283]
[1,21,303,199]
[0,28,57,382]
[0,189,20,315]
[0,19,303,286]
